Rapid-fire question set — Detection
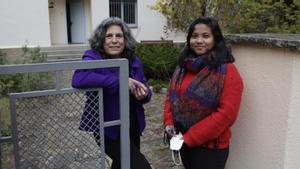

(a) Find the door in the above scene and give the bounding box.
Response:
[49,0,68,44]
[67,0,86,43]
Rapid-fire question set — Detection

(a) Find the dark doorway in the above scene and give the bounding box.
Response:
[66,0,86,44]
[66,0,72,43]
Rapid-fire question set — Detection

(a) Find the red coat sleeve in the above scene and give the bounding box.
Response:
[164,88,174,126]
[183,64,244,147]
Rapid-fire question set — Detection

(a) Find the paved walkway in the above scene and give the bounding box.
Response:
[141,91,184,169]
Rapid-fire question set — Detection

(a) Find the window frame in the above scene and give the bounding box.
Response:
[109,0,138,28]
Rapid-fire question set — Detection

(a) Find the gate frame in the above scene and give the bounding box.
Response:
[0,60,130,169]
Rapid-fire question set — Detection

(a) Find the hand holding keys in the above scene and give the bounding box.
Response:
[129,78,148,100]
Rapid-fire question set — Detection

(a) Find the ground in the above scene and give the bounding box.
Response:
[141,91,184,169]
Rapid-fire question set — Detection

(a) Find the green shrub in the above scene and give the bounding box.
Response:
[0,50,8,64]
[136,43,182,81]
[21,46,47,63]
[0,98,11,136]
[0,46,53,96]
[0,47,53,137]
[148,78,170,93]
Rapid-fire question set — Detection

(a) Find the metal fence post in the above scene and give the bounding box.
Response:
[119,60,130,169]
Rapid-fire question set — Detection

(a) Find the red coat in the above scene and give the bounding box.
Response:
[164,63,243,148]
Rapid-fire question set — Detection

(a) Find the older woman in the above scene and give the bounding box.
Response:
[72,17,152,169]
[164,16,243,169]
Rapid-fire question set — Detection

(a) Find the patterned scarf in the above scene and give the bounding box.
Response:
[169,56,227,132]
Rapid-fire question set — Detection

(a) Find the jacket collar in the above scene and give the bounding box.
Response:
[131,58,139,68]
[87,50,140,68]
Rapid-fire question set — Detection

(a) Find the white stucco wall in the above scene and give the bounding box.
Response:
[90,0,109,30]
[0,0,184,48]
[226,44,300,169]
[84,0,92,41]
[89,0,185,42]
[132,0,185,42]
[0,0,51,48]
[284,50,300,169]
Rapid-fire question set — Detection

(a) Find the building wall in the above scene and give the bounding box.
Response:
[0,0,51,48]
[91,0,185,42]
[284,52,300,169]
[131,0,185,42]
[0,0,184,48]
[226,43,300,169]
[90,0,109,30]
[84,0,92,41]
[89,0,185,42]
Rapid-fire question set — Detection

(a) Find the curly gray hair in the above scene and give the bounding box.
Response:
[89,17,137,61]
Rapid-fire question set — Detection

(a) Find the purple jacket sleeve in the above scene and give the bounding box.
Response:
[71,54,119,94]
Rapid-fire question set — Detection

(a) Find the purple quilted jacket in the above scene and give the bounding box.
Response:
[72,50,151,139]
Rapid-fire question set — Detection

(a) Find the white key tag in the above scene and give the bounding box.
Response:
[170,132,184,150]
[170,132,183,165]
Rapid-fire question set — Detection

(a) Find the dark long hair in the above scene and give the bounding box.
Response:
[89,17,137,62]
[178,16,234,68]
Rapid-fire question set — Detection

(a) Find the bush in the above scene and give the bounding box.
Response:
[0,98,11,136]
[0,46,53,96]
[148,79,170,93]
[0,50,8,64]
[136,43,182,81]
[0,47,53,137]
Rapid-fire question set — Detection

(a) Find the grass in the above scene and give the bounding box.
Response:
[0,97,11,137]
[0,97,14,169]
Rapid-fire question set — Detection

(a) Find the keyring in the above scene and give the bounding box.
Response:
[171,150,182,166]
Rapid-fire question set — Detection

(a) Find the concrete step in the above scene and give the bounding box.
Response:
[41,44,89,51]
[42,47,88,56]
[41,45,88,62]
[41,49,86,55]
[47,57,82,63]
[47,53,83,59]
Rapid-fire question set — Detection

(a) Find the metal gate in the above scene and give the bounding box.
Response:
[0,60,130,169]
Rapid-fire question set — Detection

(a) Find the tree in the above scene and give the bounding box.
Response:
[150,0,241,33]
[151,0,202,33]
[151,0,300,33]
[236,0,300,33]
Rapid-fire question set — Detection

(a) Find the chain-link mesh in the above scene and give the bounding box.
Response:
[13,90,110,169]
[0,142,15,169]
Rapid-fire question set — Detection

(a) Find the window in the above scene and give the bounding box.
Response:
[109,0,137,27]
